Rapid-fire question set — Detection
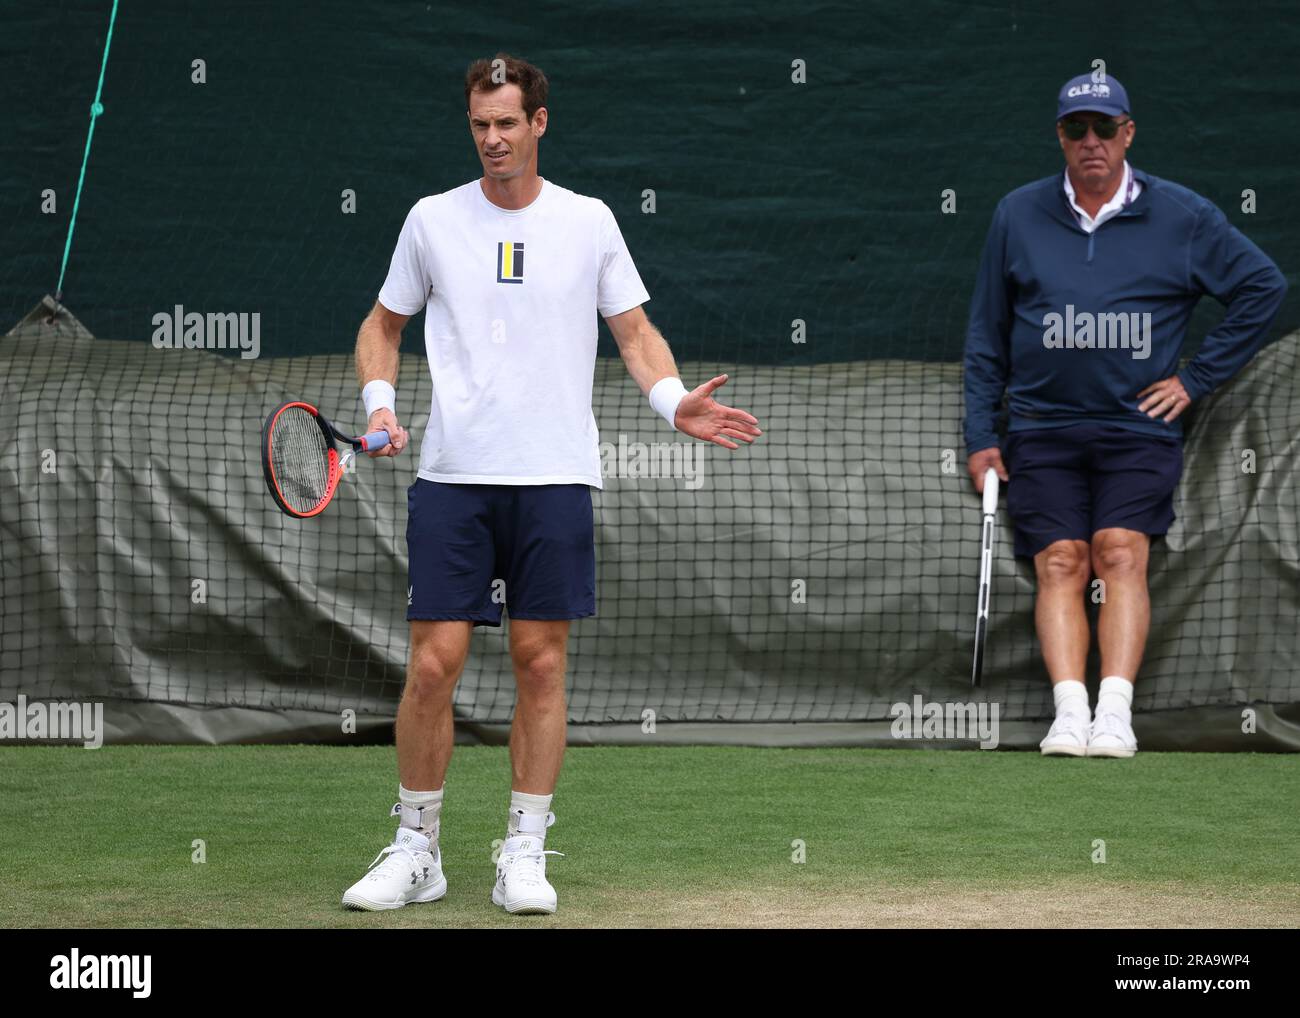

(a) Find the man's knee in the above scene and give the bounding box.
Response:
[1090,530,1148,579]
[405,624,469,700]
[1035,540,1091,589]
[512,644,566,691]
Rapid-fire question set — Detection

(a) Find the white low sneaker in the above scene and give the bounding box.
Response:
[1087,710,1138,758]
[342,823,446,911]
[492,812,563,915]
[1040,711,1090,756]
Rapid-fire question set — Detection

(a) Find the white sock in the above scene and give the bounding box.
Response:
[399,784,443,840]
[1097,676,1134,720]
[1053,679,1089,718]
[507,790,553,840]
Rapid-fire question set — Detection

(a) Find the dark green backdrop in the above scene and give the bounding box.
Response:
[4,0,1296,362]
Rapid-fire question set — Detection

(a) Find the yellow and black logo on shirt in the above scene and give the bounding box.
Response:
[496,242,525,284]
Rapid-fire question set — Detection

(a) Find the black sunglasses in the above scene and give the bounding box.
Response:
[1061,116,1131,141]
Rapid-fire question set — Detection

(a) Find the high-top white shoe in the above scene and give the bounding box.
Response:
[492,811,563,915]
[1040,711,1090,757]
[341,809,446,911]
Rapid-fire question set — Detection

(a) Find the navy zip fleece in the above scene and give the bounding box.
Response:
[963,167,1288,455]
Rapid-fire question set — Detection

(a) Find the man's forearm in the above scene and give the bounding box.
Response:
[620,321,681,395]
[355,313,401,389]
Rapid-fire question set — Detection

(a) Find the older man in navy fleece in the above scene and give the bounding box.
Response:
[963,73,1287,759]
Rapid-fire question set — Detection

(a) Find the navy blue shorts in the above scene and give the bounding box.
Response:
[1003,423,1183,558]
[406,480,595,626]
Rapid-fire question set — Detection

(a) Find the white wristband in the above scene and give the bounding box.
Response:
[648,376,689,431]
[362,379,396,419]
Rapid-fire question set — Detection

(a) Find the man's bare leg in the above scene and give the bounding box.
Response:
[508,618,570,794]
[340,619,470,910]
[1035,539,1092,755]
[1034,539,1092,683]
[1090,528,1150,683]
[1086,528,1148,757]
[397,620,473,790]
[493,617,570,915]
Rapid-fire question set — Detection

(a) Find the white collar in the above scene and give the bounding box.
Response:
[1063,161,1137,231]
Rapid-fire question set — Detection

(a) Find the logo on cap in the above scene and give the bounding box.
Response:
[1067,82,1111,99]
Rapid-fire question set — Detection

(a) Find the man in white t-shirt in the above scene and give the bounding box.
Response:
[341,53,761,916]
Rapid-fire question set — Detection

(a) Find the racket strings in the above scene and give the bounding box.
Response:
[270,407,332,513]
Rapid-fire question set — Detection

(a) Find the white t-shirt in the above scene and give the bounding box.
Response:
[378,178,649,488]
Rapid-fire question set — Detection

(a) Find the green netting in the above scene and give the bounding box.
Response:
[1,2,1296,744]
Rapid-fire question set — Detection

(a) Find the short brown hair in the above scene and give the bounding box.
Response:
[464,53,549,122]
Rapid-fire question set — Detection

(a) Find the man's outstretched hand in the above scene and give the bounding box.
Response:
[674,374,762,449]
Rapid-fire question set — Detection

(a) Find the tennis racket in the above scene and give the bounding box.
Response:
[261,401,390,518]
[971,467,999,687]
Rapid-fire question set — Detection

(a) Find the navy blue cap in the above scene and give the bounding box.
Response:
[1056,74,1130,121]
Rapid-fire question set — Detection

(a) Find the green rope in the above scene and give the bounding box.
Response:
[55,0,120,303]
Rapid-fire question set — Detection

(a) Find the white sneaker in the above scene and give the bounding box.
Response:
[341,824,446,911]
[1087,710,1138,758]
[1040,711,1090,756]
[492,812,563,915]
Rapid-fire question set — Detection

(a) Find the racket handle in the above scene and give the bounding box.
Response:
[359,430,391,453]
[982,468,1000,514]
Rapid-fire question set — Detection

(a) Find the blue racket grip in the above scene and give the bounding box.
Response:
[359,430,391,453]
